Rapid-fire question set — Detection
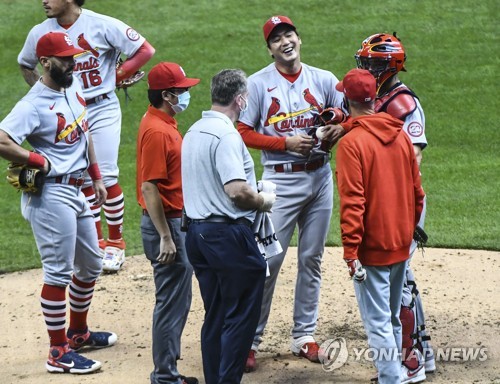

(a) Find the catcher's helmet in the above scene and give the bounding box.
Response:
[355,33,406,90]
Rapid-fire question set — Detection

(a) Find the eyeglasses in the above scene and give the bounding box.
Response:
[167,88,189,96]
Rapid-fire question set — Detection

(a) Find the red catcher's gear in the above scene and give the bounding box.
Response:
[355,33,406,90]
[375,84,418,121]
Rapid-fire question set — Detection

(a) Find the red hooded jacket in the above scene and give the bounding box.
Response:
[335,112,425,266]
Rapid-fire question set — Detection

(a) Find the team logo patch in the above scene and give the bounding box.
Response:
[408,121,423,137]
[126,28,140,41]
[271,16,282,25]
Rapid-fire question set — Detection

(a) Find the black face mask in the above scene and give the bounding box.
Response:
[50,61,74,88]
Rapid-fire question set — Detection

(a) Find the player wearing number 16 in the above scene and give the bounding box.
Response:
[18,0,155,272]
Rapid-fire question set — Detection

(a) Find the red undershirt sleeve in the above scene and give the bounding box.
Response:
[116,41,155,84]
[236,121,287,151]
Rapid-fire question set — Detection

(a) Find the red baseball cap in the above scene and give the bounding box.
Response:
[335,69,376,103]
[36,32,84,58]
[147,62,200,90]
[263,15,296,41]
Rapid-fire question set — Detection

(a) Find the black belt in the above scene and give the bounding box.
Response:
[274,156,328,173]
[143,209,183,219]
[85,93,110,106]
[190,216,252,227]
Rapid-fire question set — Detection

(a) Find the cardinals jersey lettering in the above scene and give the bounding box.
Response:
[18,9,145,99]
[0,79,90,176]
[375,83,427,148]
[239,63,344,165]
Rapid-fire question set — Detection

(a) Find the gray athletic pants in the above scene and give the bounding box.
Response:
[141,215,193,384]
[253,163,333,348]
[354,260,408,384]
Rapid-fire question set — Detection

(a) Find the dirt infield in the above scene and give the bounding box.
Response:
[1,247,498,384]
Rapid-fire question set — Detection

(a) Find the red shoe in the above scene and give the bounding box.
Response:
[291,341,321,363]
[244,349,257,373]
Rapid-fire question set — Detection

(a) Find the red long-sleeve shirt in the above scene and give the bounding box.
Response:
[335,112,425,266]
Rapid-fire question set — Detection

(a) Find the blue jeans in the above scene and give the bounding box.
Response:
[141,215,193,384]
[186,222,266,384]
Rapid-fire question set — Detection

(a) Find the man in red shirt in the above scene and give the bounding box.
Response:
[136,62,199,384]
[335,69,425,384]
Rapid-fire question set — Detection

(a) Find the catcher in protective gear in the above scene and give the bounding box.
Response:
[6,162,45,193]
[355,32,406,92]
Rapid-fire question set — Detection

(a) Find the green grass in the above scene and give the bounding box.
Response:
[0,0,498,273]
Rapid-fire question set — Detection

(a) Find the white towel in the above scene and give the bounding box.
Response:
[253,179,282,277]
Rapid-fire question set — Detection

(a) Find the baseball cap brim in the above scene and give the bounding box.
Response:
[51,47,85,58]
[173,77,200,88]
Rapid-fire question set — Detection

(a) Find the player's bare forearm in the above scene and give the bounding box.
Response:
[87,133,99,166]
[413,144,423,166]
[0,131,31,163]
[19,65,39,87]
[87,134,106,204]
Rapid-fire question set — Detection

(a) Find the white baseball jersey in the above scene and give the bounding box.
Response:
[18,9,145,99]
[239,62,344,165]
[403,98,427,148]
[0,78,89,176]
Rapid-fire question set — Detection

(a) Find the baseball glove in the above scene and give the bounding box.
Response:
[413,225,428,246]
[316,107,347,126]
[6,162,45,193]
[116,58,145,89]
[116,70,145,89]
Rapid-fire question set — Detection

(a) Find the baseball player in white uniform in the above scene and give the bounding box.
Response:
[355,33,434,382]
[18,0,155,272]
[0,32,116,374]
[237,15,346,371]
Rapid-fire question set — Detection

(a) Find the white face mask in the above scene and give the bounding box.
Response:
[168,90,191,113]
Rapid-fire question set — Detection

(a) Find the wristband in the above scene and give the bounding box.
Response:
[27,152,45,169]
[88,163,102,181]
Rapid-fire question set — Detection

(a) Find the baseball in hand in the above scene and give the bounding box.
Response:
[316,126,327,140]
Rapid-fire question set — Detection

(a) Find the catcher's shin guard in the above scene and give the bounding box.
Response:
[400,305,419,369]
[406,269,433,354]
[401,274,432,368]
